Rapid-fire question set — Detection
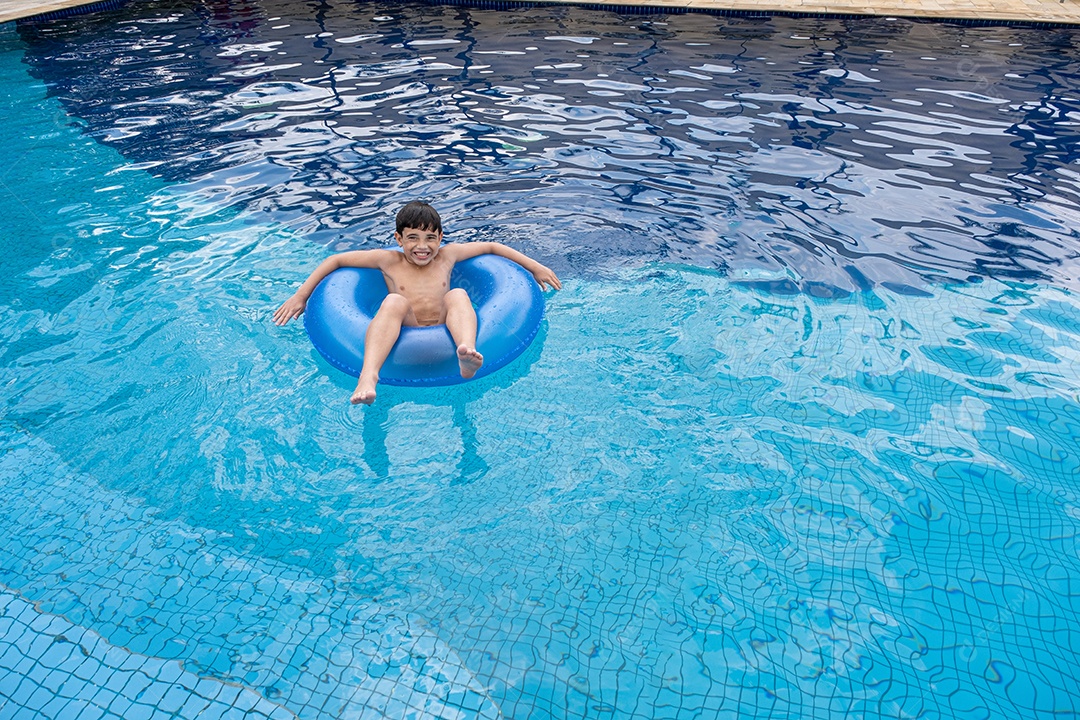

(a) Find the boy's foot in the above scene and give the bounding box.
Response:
[351,376,378,405]
[457,345,484,379]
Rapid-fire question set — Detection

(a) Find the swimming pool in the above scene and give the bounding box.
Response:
[1,1,1079,718]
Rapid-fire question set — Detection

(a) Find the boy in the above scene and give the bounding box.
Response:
[273,201,561,405]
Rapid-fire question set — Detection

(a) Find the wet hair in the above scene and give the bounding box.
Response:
[396,201,442,235]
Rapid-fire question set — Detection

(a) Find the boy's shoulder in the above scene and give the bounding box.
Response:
[436,242,469,261]
[335,248,407,271]
[438,241,492,261]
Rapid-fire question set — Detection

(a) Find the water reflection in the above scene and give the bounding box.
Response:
[17,1,1080,293]
[358,392,490,483]
[324,328,543,483]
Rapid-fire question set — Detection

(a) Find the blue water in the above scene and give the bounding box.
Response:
[2,3,1080,719]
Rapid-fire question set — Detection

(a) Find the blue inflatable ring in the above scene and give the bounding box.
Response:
[303,255,544,387]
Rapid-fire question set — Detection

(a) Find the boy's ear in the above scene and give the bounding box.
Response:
[394,232,403,246]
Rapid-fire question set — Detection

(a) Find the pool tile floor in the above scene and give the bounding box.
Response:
[0,589,297,720]
[0,429,505,720]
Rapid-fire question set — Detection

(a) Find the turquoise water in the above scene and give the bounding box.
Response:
[3,5,1080,720]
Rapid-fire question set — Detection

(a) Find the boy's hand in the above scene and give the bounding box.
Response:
[273,294,307,326]
[533,265,562,291]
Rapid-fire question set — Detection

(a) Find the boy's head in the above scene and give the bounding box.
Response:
[396,201,442,235]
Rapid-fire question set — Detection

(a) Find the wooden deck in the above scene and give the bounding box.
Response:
[3,0,1079,29]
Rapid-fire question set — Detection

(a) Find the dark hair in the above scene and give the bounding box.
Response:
[396,201,442,234]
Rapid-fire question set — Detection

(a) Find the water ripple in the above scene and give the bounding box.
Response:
[18,4,1080,291]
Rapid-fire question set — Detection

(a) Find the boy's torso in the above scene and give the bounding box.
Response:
[380,252,456,326]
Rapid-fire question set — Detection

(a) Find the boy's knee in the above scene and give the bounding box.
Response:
[380,293,411,315]
[445,288,470,305]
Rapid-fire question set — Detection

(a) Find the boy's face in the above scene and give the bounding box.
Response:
[395,226,443,267]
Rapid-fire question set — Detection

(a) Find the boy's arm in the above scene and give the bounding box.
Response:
[273,250,392,326]
[446,242,562,291]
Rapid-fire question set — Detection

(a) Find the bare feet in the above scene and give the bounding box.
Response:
[457,344,484,379]
[351,376,378,405]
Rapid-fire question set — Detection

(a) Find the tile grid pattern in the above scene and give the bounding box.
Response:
[0,588,296,720]
[0,428,503,720]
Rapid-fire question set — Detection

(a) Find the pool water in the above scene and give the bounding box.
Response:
[2,2,1080,719]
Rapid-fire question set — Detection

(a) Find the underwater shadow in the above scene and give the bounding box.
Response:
[312,321,549,485]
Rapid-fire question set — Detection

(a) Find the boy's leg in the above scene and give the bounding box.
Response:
[353,294,411,405]
[444,288,484,379]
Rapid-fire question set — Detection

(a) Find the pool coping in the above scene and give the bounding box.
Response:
[4,0,1080,26]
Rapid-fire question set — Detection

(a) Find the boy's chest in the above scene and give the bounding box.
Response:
[383,259,453,296]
